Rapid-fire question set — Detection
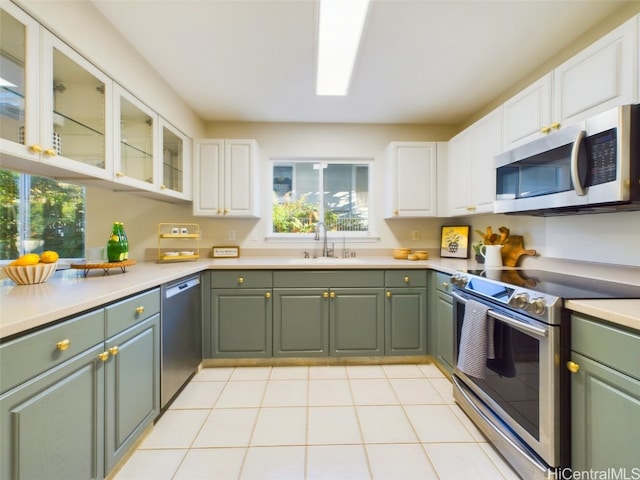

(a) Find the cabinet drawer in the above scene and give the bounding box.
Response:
[385,270,427,288]
[211,270,272,289]
[273,270,384,288]
[434,271,452,294]
[0,309,104,394]
[571,314,640,381]
[106,288,160,338]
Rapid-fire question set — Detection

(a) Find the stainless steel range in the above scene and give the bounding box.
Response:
[450,269,640,479]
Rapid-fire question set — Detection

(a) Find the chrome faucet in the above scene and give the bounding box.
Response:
[314,221,333,257]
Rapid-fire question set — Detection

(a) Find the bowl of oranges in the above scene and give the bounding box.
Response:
[3,251,59,285]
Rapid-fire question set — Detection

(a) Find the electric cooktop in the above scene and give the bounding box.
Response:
[464,269,640,300]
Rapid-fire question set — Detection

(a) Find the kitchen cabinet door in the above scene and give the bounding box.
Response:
[502,74,553,149]
[113,84,158,191]
[0,344,105,480]
[210,288,273,358]
[158,118,191,200]
[384,142,438,218]
[273,288,329,357]
[433,290,454,374]
[570,351,640,471]
[385,287,427,356]
[448,108,501,216]
[554,16,636,126]
[193,138,260,217]
[104,314,160,472]
[331,287,384,356]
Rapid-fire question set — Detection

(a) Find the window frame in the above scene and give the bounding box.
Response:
[267,157,377,241]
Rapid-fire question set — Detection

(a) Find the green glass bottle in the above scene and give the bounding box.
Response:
[107,222,124,262]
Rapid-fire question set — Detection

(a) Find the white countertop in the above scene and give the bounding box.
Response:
[565,299,640,331]
[1,256,638,340]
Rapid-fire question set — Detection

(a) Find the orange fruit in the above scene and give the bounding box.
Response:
[14,253,40,266]
[40,251,59,264]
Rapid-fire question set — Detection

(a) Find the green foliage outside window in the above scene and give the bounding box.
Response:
[0,170,85,260]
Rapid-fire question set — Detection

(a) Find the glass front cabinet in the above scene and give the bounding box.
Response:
[1,2,191,201]
[1,3,113,180]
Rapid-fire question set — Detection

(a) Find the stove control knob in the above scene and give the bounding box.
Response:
[513,292,530,309]
[451,274,468,287]
[530,297,546,315]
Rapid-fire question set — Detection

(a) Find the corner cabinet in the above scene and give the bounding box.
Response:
[447,108,501,216]
[569,313,640,472]
[428,271,454,375]
[193,139,261,217]
[0,289,160,480]
[384,142,438,218]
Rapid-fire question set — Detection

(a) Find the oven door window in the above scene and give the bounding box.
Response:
[456,311,540,440]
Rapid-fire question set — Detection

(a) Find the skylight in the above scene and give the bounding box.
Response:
[316,0,370,96]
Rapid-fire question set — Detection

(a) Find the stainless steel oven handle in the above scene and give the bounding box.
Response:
[570,129,587,196]
[452,291,548,338]
[487,309,548,338]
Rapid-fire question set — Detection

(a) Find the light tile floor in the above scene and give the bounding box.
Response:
[113,364,521,480]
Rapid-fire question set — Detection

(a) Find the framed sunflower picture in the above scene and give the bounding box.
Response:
[440,225,470,259]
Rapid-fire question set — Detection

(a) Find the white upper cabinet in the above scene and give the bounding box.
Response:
[384,142,438,218]
[158,119,191,201]
[554,16,637,125]
[193,139,260,218]
[1,4,113,180]
[448,108,502,217]
[503,75,553,149]
[113,84,158,190]
[503,16,637,151]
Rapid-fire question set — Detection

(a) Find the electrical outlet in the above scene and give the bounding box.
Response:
[412,230,420,241]
[228,229,236,241]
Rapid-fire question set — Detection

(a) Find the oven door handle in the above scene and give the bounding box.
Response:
[452,291,549,339]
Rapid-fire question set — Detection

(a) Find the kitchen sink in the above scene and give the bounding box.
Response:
[287,257,364,265]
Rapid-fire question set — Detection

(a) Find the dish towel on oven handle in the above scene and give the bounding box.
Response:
[456,299,492,379]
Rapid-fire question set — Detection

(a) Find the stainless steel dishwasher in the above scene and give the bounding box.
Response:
[161,274,202,409]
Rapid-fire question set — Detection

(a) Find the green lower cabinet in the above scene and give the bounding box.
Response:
[0,344,105,480]
[428,271,453,374]
[273,288,329,357]
[331,288,384,356]
[570,351,640,471]
[105,314,160,472]
[385,288,427,356]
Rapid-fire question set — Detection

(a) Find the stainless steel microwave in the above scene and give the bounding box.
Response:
[494,104,639,216]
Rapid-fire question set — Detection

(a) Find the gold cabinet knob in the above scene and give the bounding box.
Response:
[466,206,476,212]
[393,210,399,215]
[330,291,336,298]
[540,126,551,134]
[109,346,120,356]
[135,306,145,314]
[404,276,410,284]
[264,292,271,298]
[238,277,244,284]
[567,361,580,374]
[44,148,57,157]
[224,209,229,214]
[160,184,166,190]
[116,171,124,177]
[386,291,392,298]
[97,352,110,362]
[30,144,43,153]
[550,122,561,130]
[442,282,449,289]
[322,291,329,298]
[217,209,222,214]
[56,339,71,351]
